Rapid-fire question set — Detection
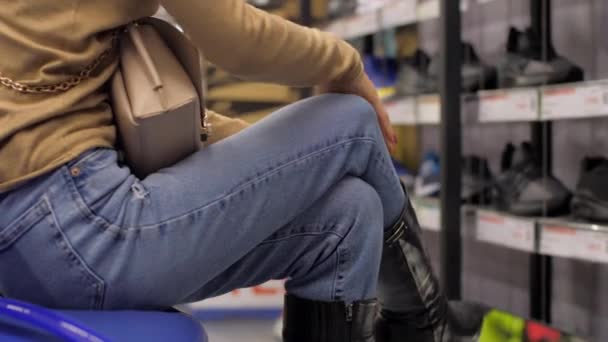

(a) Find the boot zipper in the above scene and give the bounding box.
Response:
[346,304,353,340]
[346,304,353,322]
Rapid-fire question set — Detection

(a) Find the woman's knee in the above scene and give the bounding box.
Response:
[334,177,384,252]
[308,94,378,132]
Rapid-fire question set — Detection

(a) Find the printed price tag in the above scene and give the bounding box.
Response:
[385,97,416,124]
[541,82,608,120]
[576,230,608,264]
[342,11,380,39]
[478,89,539,122]
[540,225,578,258]
[413,199,441,232]
[476,211,536,252]
[382,0,417,28]
[417,95,441,124]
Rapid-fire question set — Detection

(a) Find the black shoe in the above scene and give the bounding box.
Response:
[428,42,498,93]
[328,0,358,19]
[492,142,571,217]
[283,295,377,342]
[498,27,584,88]
[462,155,494,205]
[395,50,437,97]
[376,188,487,342]
[571,157,608,222]
[376,195,449,342]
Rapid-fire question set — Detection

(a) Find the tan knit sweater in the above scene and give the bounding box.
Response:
[0,0,363,192]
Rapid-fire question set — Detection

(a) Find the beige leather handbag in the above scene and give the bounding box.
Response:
[111,17,209,179]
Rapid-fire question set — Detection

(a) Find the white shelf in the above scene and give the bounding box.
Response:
[416,94,441,124]
[382,0,418,29]
[539,218,608,264]
[540,80,608,121]
[478,88,540,122]
[409,201,608,263]
[385,96,417,125]
[475,209,537,252]
[383,80,608,125]
[322,0,469,39]
[412,196,441,232]
[323,10,381,40]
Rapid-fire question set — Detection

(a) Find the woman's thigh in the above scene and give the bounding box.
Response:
[181,177,385,305]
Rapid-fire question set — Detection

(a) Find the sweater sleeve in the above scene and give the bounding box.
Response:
[159,0,363,87]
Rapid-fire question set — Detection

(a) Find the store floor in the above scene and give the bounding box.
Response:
[204,320,277,342]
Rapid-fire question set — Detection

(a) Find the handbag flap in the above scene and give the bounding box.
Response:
[143,17,206,115]
[120,24,199,120]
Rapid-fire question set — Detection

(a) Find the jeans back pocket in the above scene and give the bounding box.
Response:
[0,198,105,310]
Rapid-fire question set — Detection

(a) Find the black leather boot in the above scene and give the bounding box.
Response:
[376,194,487,342]
[376,196,451,342]
[283,295,377,342]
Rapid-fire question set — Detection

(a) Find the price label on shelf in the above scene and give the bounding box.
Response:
[413,198,441,232]
[540,225,578,258]
[576,230,608,264]
[417,95,441,124]
[476,211,536,252]
[342,11,380,39]
[385,97,416,124]
[382,0,417,28]
[478,89,539,122]
[541,82,608,120]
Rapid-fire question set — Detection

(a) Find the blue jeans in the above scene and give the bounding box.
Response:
[0,94,406,310]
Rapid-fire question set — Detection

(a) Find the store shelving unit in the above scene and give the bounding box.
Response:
[316,0,608,334]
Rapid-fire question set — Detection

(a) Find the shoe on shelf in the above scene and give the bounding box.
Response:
[395,49,437,97]
[462,155,494,205]
[491,142,571,217]
[571,156,608,223]
[364,54,399,90]
[498,27,584,88]
[414,152,441,198]
[328,0,358,19]
[428,41,498,93]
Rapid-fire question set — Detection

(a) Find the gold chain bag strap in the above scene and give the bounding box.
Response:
[1,18,209,179]
[0,32,118,94]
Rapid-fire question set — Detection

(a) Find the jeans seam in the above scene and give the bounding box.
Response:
[333,246,348,301]
[0,199,50,251]
[65,137,379,234]
[45,196,106,309]
[259,231,345,245]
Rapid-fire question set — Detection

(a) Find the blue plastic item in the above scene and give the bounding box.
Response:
[0,298,207,342]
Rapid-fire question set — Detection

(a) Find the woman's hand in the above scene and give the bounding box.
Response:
[320,74,397,153]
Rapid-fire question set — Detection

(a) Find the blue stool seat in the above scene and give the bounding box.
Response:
[0,300,208,342]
